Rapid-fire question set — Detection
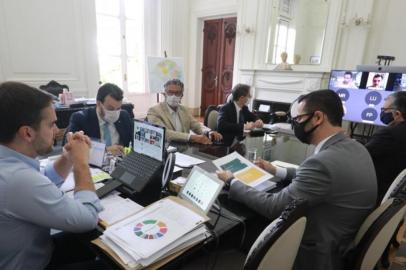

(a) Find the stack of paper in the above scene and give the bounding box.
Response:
[213,152,276,191]
[97,197,210,269]
[98,191,144,228]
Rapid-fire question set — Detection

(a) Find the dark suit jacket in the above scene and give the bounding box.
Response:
[229,133,377,270]
[217,101,257,146]
[365,121,406,202]
[67,107,133,147]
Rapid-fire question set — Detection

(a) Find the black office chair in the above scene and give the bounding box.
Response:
[346,198,406,270]
[244,199,308,270]
[39,80,69,99]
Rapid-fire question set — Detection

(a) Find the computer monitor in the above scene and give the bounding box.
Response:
[179,166,224,213]
[329,70,406,126]
[133,119,165,162]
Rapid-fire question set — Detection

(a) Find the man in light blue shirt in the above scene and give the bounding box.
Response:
[0,82,103,270]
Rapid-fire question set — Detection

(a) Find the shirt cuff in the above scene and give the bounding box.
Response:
[275,167,288,179]
[74,190,104,212]
[44,162,65,188]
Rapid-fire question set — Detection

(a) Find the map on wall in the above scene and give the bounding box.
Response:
[147,57,184,93]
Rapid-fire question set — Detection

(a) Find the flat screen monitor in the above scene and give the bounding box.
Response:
[133,120,165,162]
[329,70,406,125]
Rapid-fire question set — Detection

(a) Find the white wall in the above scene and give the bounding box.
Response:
[363,0,406,65]
[0,0,405,110]
[0,0,99,97]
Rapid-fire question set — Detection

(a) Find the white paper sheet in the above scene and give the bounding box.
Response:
[104,198,205,259]
[213,152,276,191]
[60,168,111,192]
[174,152,205,167]
[99,193,143,226]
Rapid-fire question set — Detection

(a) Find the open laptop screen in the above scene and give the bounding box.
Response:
[179,166,224,213]
[133,120,165,162]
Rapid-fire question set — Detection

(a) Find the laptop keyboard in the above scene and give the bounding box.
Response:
[119,152,161,179]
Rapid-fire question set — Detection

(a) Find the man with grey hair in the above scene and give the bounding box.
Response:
[366,91,406,202]
[147,79,222,144]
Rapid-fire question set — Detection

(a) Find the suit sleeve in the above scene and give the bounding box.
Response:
[147,107,190,142]
[229,157,331,219]
[365,128,396,158]
[67,111,83,133]
[217,105,244,135]
[243,107,258,122]
[187,109,203,135]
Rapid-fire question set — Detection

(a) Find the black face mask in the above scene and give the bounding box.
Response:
[292,113,319,144]
[380,111,394,125]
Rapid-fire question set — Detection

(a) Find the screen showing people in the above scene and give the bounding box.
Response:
[329,70,406,125]
[133,120,164,162]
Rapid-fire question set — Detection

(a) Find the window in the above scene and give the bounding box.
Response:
[95,0,145,93]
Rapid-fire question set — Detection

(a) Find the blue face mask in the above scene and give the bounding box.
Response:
[380,111,394,125]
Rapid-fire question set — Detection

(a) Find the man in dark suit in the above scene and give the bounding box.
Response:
[68,83,133,155]
[217,90,377,270]
[366,91,406,202]
[217,84,263,146]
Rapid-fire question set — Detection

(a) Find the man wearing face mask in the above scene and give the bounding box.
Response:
[68,83,133,155]
[147,79,222,144]
[217,84,263,146]
[217,90,377,270]
[366,91,406,202]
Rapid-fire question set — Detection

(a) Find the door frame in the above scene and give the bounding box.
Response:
[187,6,237,116]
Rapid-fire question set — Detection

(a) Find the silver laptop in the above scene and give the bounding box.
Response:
[179,166,224,213]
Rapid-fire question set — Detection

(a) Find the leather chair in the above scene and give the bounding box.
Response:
[346,198,406,270]
[39,80,69,98]
[204,105,221,131]
[244,199,308,270]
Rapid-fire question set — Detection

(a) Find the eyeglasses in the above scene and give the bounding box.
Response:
[290,112,314,123]
[166,92,183,97]
[380,107,395,112]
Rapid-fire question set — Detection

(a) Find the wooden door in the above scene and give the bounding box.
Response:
[201,17,236,115]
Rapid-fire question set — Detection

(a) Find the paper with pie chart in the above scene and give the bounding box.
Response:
[103,198,205,259]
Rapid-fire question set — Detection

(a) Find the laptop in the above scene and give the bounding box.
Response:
[97,120,165,198]
[178,166,224,213]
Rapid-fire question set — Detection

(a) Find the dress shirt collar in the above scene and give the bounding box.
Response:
[233,101,242,112]
[166,103,178,114]
[0,144,40,171]
[314,133,337,154]
[96,108,108,126]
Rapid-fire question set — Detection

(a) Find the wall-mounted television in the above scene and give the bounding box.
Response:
[329,70,406,125]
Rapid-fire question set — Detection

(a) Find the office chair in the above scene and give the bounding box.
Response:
[379,169,406,267]
[347,198,406,270]
[381,168,406,204]
[244,199,308,270]
[39,80,69,98]
[203,105,220,130]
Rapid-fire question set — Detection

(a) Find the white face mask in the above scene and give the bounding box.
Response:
[103,108,120,124]
[166,95,182,108]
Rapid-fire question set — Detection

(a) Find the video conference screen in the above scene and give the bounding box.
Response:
[329,70,406,125]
